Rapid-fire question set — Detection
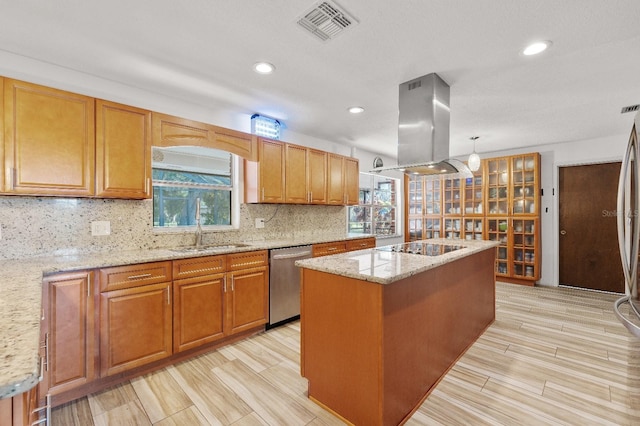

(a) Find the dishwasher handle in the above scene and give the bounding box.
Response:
[271,250,312,260]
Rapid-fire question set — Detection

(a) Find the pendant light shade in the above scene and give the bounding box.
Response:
[468,136,480,172]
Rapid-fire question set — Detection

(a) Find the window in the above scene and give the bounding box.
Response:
[348,173,400,237]
[152,146,237,229]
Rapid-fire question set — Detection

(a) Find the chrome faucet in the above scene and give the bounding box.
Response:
[195,197,203,247]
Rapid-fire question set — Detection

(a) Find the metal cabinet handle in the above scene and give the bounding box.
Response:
[560,230,566,235]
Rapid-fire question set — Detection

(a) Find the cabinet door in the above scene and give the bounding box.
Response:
[510,153,540,216]
[225,266,268,335]
[95,100,151,199]
[173,274,225,352]
[344,157,359,205]
[259,138,285,202]
[100,283,172,376]
[486,157,509,215]
[212,125,257,160]
[4,78,95,196]
[42,271,95,395]
[487,218,510,277]
[308,148,327,204]
[327,154,345,205]
[285,143,309,203]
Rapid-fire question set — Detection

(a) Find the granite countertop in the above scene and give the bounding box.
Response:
[295,238,499,285]
[0,234,373,400]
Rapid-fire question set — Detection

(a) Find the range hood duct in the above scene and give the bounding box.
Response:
[372,73,472,178]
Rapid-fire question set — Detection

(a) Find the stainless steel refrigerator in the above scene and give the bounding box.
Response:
[615,111,640,337]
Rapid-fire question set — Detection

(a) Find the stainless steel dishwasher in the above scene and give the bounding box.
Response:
[268,245,312,328]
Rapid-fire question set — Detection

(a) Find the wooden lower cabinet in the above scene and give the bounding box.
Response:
[226,266,269,335]
[100,282,173,376]
[41,271,96,397]
[313,237,376,257]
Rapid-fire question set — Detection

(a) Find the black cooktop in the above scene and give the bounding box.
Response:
[376,242,465,256]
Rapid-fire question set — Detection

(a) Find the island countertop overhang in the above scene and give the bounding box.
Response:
[295,238,499,285]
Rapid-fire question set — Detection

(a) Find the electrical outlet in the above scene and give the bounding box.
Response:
[255,218,265,229]
[91,221,111,236]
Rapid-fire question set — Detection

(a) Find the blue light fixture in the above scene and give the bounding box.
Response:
[251,114,282,140]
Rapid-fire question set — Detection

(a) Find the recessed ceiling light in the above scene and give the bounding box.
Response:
[253,62,275,74]
[522,41,552,56]
[348,106,365,114]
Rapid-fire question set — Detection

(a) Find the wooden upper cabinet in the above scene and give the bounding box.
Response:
[344,157,359,205]
[327,153,346,205]
[212,125,257,161]
[95,100,151,199]
[308,148,328,204]
[152,112,213,148]
[285,143,309,203]
[3,78,95,196]
[245,137,285,203]
[151,112,256,159]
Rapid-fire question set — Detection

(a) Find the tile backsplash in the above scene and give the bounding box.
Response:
[0,196,347,260]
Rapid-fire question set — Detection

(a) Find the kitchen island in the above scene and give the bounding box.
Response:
[296,239,497,426]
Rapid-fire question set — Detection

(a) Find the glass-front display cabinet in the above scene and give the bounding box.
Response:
[486,158,509,215]
[487,218,509,278]
[511,154,539,215]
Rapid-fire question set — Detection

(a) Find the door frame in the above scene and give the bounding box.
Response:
[553,156,627,293]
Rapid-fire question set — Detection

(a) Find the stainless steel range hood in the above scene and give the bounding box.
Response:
[372,73,472,178]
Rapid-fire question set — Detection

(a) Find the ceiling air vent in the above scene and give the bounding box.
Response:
[621,104,640,114]
[297,1,358,42]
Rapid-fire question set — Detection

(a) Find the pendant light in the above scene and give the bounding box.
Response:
[468,136,480,172]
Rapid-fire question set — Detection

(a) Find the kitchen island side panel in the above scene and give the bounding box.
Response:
[382,248,496,425]
[300,269,385,425]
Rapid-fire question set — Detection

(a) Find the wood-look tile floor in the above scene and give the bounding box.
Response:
[52,282,640,425]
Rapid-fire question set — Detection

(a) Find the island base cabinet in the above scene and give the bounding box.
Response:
[0,386,42,426]
[100,283,172,377]
[300,248,496,426]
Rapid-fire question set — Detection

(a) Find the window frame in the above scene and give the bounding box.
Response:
[152,153,241,232]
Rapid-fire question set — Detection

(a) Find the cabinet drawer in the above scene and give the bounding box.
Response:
[313,242,348,257]
[227,250,268,271]
[99,261,172,292]
[347,238,376,251]
[173,255,226,279]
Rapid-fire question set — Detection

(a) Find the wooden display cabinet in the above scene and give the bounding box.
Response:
[443,177,462,216]
[444,217,462,239]
[487,218,510,278]
[486,157,509,215]
[463,217,484,242]
[511,218,539,281]
[511,153,540,215]
[463,169,484,215]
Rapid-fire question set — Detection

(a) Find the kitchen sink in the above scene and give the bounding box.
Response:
[170,243,252,253]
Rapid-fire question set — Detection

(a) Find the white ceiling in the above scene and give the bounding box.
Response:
[1,0,639,160]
